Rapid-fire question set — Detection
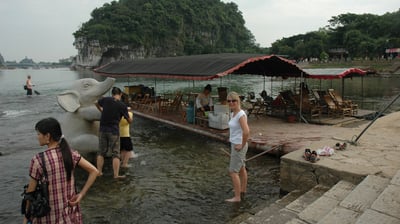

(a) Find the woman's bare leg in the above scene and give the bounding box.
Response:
[226,171,241,202]
[239,166,248,193]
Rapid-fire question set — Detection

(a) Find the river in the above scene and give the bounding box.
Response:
[0,68,399,223]
[0,68,281,223]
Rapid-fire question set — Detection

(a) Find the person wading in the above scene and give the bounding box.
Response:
[95,87,132,179]
[26,75,33,96]
[226,91,250,202]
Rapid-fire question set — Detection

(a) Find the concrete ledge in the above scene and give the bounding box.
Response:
[280,150,366,193]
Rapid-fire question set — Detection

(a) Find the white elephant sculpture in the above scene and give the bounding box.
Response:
[57,77,116,154]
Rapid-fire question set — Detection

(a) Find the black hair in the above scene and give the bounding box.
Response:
[35,117,73,181]
[111,87,122,95]
[204,84,212,92]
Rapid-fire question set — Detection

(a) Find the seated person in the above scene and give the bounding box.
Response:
[196,84,213,113]
[260,90,273,103]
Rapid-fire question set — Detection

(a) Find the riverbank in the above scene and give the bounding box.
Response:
[299,58,400,75]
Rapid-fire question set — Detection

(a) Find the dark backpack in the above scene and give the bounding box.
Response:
[21,152,51,219]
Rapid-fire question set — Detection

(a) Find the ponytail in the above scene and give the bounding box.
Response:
[59,137,73,181]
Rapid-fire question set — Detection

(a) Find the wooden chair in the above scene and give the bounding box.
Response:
[168,93,183,112]
[138,94,155,112]
[158,98,169,114]
[158,92,183,114]
[247,98,266,119]
[323,95,352,118]
[292,94,321,121]
[279,90,297,116]
[328,89,358,115]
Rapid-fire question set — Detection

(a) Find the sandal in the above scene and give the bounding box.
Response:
[303,148,311,161]
[335,142,341,150]
[310,150,319,163]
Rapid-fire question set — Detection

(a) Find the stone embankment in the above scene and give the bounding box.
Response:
[231,170,400,224]
[231,111,400,224]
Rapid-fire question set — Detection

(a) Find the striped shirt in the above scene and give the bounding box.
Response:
[29,147,82,224]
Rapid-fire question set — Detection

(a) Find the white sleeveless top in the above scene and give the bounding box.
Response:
[228,110,246,144]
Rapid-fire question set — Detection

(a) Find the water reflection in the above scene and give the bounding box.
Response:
[77,119,280,223]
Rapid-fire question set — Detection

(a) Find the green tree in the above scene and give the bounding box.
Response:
[270,9,400,60]
[74,0,259,57]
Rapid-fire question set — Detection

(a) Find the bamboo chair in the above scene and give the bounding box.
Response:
[247,98,265,119]
[138,94,155,112]
[168,93,183,112]
[328,89,358,115]
[159,92,183,114]
[292,94,321,121]
[323,95,352,118]
[131,94,144,110]
[279,90,297,116]
[158,98,169,114]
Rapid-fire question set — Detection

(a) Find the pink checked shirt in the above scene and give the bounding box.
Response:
[29,147,82,224]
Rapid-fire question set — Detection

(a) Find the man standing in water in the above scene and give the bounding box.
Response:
[95,87,132,179]
[26,75,33,96]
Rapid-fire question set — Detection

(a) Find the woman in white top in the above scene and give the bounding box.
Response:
[226,91,250,202]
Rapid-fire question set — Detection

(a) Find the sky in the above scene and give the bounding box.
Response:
[0,0,398,62]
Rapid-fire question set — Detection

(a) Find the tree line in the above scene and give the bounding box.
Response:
[270,10,400,61]
[73,0,399,60]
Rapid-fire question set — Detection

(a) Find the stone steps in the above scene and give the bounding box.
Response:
[239,169,400,224]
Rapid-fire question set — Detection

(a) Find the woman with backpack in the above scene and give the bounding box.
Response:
[23,117,98,223]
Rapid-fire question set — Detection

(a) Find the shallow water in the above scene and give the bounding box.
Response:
[0,68,399,223]
[0,69,280,223]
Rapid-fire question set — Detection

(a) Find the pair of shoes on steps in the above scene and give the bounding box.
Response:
[303,148,319,163]
[310,150,319,163]
[335,142,347,150]
[303,148,311,161]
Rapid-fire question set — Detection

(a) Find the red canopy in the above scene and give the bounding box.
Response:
[304,68,366,80]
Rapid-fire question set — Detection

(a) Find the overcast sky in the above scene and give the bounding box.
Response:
[0,0,398,62]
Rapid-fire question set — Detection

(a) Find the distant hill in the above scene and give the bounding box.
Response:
[72,0,262,68]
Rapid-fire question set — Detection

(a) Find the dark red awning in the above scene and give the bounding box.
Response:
[94,53,309,80]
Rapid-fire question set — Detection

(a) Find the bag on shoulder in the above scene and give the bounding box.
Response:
[21,152,51,218]
[24,85,27,90]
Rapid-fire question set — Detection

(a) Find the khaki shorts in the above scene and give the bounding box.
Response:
[98,132,120,158]
[229,143,248,173]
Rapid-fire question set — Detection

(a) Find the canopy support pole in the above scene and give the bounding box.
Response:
[270,77,273,96]
[341,78,345,99]
[154,78,157,96]
[263,75,266,90]
[299,72,308,124]
[361,76,364,108]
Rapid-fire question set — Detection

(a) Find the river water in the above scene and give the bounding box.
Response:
[0,68,281,223]
[0,68,399,223]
